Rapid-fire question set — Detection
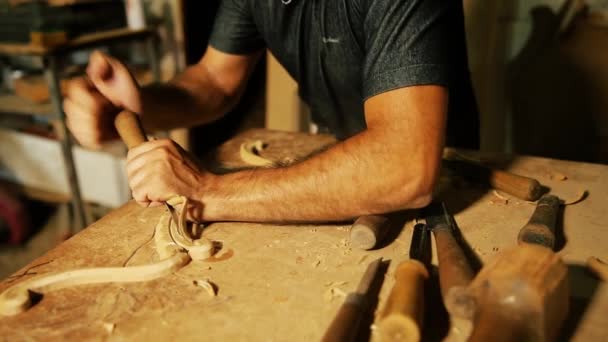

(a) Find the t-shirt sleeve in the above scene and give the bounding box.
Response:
[208,0,265,54]
[362,0,452,99]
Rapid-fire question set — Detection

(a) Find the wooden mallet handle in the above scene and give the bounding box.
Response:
[377,260,428,341]
[350,215,390,250]
[517,194,560,249]
[114,110,147,149]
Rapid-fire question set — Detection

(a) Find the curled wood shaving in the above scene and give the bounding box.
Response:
[491,190,509,205]
[562,190,588,205]
[239,140,275,167]
[193,279,217,297]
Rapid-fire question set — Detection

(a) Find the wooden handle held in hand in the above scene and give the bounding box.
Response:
[114,110,147,149]
[377,260,428,342]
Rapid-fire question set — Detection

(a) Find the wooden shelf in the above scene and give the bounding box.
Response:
[0,179,71,204]
[0,28,154,57]
[0,93,55,118]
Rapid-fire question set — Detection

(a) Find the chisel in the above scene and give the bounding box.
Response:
[425,202,476,340]
[377,223,430,342]
[321,257,384,342]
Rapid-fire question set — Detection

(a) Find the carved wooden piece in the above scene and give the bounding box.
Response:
[0,212,190,316]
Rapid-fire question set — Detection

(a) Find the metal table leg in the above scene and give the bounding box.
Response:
[146,35,160,83]
[45,56,87,232]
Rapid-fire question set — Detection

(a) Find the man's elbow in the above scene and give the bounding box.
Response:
[379,171,437,212]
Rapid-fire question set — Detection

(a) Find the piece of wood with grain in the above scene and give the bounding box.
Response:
[0,129,606,340]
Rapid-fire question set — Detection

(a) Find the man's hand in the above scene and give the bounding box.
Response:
[64,51,141,149]
[125,139,212,219]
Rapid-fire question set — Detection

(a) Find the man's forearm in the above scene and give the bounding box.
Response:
[137,65,237,131]
[200,126,441,222]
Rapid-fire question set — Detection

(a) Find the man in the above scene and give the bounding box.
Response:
[65,0,479,222]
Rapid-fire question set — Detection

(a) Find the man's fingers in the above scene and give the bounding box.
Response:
[126,139,178,164]
[66,78,113,114]
[87,50,114,81]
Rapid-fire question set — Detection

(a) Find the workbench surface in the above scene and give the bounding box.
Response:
[0,129,605,341]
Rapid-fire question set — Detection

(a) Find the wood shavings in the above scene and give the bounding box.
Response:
[549,172,568,181]
[490,190,509,205]
[358,255,369,264]
[102,322,115,334]
[562,190,588,205]
[239,140,275,167]
[193,279,217,297]
[324,287,347,302]
[312,259,321,268]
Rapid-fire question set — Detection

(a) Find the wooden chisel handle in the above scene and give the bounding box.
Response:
[350,215,390,250]
[321,293,366,342]
[432,225,475,318]
[377,260,428,342]
[114,110,148,149]
[490,169,542,202]
[517,194,560,249]
[443,159,543,201]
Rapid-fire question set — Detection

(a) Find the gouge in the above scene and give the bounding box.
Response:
[321,257,384,342]
[114,110,185,227]
[443,159,543,201]
[377,223,430,342]
[425,202,476,339]
[517,194,560,249]
[350,215,390,250]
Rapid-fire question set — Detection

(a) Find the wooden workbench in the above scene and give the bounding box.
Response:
[0,129,605,341]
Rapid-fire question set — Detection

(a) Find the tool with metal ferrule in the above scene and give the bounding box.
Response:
[376,223,430,342]
[517,194,560,249]
[321,257,384,342]
[425,202,476,340]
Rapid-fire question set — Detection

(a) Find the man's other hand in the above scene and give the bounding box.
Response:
[64,51,141,149]
[126,139,212,220]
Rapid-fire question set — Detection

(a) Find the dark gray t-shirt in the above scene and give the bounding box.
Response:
[210,0,479,148]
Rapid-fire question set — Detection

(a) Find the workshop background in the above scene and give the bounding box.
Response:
[0,0,605,320]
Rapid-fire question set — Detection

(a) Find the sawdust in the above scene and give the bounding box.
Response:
[324,287,347,302]
[193,279,217,297]
[549,172,568,181]
[102,322,115,334]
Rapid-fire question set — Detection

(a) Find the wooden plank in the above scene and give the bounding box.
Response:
[0,129,605,340]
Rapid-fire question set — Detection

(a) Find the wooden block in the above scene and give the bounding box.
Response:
[30,31,68,47]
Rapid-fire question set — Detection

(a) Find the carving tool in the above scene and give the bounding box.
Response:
[321,257,383,342]
[425,202,475,339]
[377,222,430,342]
[350,215,390,250]
[442,158,543,201]
[517,194,560,249]
[114,110,199,249]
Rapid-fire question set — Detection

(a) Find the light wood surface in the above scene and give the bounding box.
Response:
[0,129,605,341]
